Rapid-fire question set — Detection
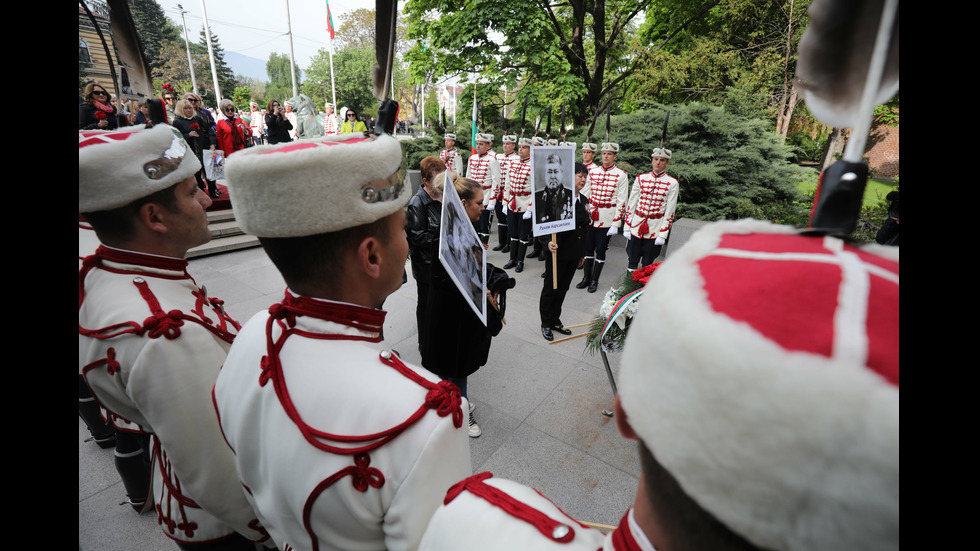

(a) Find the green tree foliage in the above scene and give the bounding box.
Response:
[303,46,377,118]
[231,86,253,111]
[265,52,303,104]
[151,39,206,96]
[562,102,815,224]
[627,0,810,127]
[198,27,238,104]
[127,0,181,69]
[405,0,666,126]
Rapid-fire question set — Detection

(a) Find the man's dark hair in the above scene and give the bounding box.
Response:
[638,442,767,551]
[258,217,391,290]
[82,183,181,245]
[574,162,587,175]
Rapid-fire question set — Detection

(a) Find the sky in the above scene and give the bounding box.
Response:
[161,0,366,75]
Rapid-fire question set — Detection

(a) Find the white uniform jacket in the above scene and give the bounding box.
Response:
[323,113,340,135]
[502,156,533,213]
[78,246,268,546]
[466,152,501,206]
[249,110,265,138]
[493,151,519,203]
[625,171,679,240]
[213,291,472,551]
[583,164,629,229]
[419,473,655,551]
[440,148,464,177]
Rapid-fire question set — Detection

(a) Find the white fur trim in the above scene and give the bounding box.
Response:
[502,135,517,143]
[79,125,201,213]
[531,137,546,146]
[581,142,597,152]
[600,142,619,152]
[224,133,408,237]
[619,219,899,551]
[476,133,494,143]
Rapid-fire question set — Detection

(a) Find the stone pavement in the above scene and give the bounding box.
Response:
[78,219,705,550]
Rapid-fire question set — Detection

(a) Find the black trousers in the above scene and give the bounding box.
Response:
[506,211,532,243]
[584,226,613,261]
[626,238,663,269]
[539,253,578,328]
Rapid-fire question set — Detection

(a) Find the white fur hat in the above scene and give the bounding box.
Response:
[517,137,533,147]
[502,134,517,144]
[224,133,408,238]
[475,133,494,143]
[445,133,457,141]
[79,125,201,213]
[600,142,619,153]
[619,219,899,551]
[531,136,546,146]
[547,138,558,146]
[581,142,597,152]
[651,147,672,159]
[559,141,577,149]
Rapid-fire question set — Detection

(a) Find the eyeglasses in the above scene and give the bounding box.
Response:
[188,98,199,103]
[164,96,173,101]
[348,113,356,117]
[92,90,108,96]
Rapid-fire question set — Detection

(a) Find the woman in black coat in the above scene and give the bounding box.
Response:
[264,99,293,144]
[79,82,118,130]
[173,98,219,198]
[419,177,500,439]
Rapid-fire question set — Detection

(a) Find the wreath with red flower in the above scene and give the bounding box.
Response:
[585,262,662,355]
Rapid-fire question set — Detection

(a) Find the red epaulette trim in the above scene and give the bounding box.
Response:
[444,472,580,544]
[257,291,464,455]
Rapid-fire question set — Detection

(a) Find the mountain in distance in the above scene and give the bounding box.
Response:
[225,51,268,82]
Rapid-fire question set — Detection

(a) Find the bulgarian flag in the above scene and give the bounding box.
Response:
[325,0,336,40]
[471,86,478,155]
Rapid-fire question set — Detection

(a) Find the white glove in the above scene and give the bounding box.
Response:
[623,229,631,241]
[655,236,665,245]
[487,200,496,210]
[523,210,532,220]
[503,203,508,214]
[607,226,619,237]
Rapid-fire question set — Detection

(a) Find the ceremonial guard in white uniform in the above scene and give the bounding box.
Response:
[213,132,472,551]
[624,147,679,271]
[577,142,628,293]
[580,142,597,172]
[420,219,900,551]
[500,137,534,272]
[491,134,519,252]
[466,133,501,245]
[440,133,464,176]
[78,126,270,550]
[323,103,339,135]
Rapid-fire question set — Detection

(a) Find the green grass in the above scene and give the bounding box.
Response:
[796,178,898,208]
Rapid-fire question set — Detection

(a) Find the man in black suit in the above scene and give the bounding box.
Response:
[539,163,589,341]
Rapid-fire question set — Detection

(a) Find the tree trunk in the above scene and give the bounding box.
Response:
[820,127,847,171]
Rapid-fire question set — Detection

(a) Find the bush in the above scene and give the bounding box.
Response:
[563,102,815,224]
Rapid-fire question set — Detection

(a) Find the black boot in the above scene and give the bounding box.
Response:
[515,241,527,273]
[503,240,519,269]
[79,378,114,449]
[576,258,594,289]
[114,446,151,513]
[493,225,509,251]
[588,261,605,293]
[527,241,542,259]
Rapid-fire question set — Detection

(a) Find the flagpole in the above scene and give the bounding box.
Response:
[325,0,337,127]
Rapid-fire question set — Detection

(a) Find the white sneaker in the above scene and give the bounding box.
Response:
[468,401,475,414]
[468,412,481,438]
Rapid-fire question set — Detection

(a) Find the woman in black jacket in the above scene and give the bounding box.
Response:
[173,98,219,198]
[79,82,118,130]
[264,99,293,144]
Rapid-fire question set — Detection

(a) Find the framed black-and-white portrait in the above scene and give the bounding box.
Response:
[531,146,576,236]
[438,180,487,325]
